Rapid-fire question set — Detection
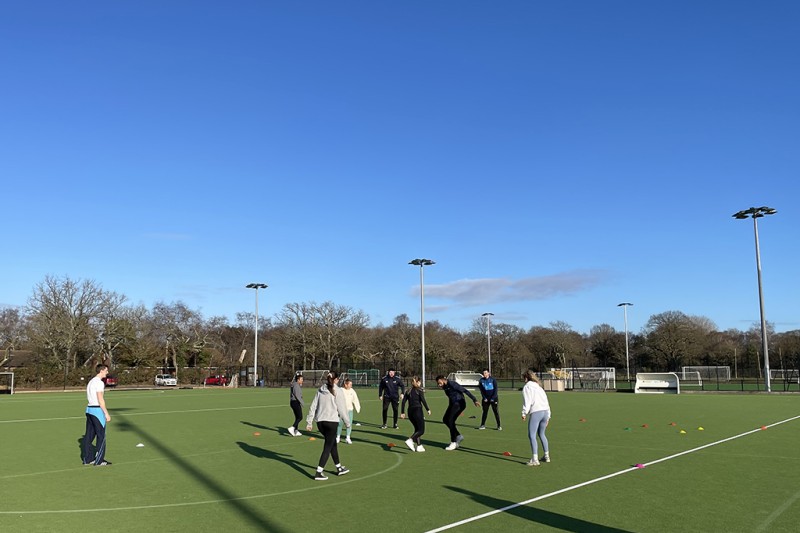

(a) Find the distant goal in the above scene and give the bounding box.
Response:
[682,366,731,382]
[297,369,330,387]
[565,367,616,391]
[770,369,800,384]
[0,372,14,394]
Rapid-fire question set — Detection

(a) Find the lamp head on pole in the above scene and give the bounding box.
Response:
[409,258,435,267]
[246,283,268,290]
[733,206,777,220]
[617,302,633,307]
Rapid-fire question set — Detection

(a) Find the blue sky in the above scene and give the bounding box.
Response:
[2,1,798,335]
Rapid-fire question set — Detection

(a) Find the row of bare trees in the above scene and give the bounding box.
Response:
[2,276,800,387]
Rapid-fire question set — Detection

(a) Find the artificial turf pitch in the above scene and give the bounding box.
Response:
[1,387,799,532]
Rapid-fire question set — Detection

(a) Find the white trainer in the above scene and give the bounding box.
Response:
[345,437,352,444]
[288,427,296,437]
[336,436,340,444]
[455,434,464,445]
[416,445,426,452]
[445,442,458,451]
[404,438,416,451]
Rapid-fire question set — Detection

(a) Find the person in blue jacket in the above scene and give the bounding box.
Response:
[478,369,502,431]
[378,368,405,429]
[436,375,479,451]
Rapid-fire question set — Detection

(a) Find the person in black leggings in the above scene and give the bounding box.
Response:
[306,372,351,480]
[288,373,304,437]
[436,375,479,451]
[400,376,431,452]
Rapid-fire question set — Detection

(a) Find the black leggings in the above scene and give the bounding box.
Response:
[382,397,399,426]
[408,407,426,445]
[442,399,466,442]
[290,400,303,429]
[481,401,501,427]
[316,421,341,469]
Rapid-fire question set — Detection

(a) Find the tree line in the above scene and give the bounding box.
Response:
[2,275,799,387]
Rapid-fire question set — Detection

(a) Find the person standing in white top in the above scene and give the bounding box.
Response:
[521,370,551,466]
[337,378,361,444]
[82,364,112,466]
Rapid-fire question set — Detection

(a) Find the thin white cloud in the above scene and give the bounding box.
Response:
[415,270,608,307]
[142,232,193,241]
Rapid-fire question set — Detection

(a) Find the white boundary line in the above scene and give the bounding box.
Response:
[426,414,800,533]
[0,448,404,514]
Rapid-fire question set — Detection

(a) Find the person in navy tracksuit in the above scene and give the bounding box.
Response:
[436,375,479,450]
[378,369,405,429]
[478,369,502,430]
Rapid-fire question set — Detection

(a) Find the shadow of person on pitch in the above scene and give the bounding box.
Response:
[444,485,634,533]
[236,441,314,478]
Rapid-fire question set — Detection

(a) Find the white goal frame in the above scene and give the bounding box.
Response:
[682,365,731,382]
[770,369,800,384]
[298,369,330,387]
[0,372,14,394]
[565,367,616,391]
[679,370,703,388]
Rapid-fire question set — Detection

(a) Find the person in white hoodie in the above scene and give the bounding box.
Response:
[521,370,551,466]
[306,371,351,480]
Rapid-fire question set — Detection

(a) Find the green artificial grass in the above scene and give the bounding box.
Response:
[1,388,799,532]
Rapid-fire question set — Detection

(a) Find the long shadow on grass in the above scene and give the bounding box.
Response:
[115,417,290,533]
[236,441,315,478]
[444,486,634,532]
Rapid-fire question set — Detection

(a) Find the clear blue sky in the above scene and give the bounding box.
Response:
[2,1,798,335]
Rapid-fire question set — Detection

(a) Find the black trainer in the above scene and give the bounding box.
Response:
[96,461,112,466]
[314,471,328,481]
[337,466,350,476]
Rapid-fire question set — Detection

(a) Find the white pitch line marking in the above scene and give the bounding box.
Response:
[426,414,800,533]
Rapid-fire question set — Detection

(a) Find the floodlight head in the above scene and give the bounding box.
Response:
[617,302,633,307]
[481,312,494,317]
[733,206,776,220]
[409,258,435,267]
[246,283,268,289]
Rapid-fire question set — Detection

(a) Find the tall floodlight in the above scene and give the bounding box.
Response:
[733,206,777,392]
[482,312,494,375]
[617,303,633,382]
[246,283,268,387]
[409,259,435,388]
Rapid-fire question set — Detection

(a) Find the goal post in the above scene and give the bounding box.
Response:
[679,370,703,388]
[0,372,14,394]
[298,369,330,387]
[769,369,800,384]
[682,366,731,382]
[565,367,616,391]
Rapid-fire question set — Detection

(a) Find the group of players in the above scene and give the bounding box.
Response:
[292,368,552,480]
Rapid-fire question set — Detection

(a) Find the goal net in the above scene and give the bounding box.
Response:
[447,371,482,387]
[679,370,703,388]
[0,372,14,394]
[770,369,800,384]
[565,367,616,391]
[682,366,731,382]
[344,369,380,387]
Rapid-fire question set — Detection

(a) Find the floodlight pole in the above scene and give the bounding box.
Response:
[482,312,494,375]
[409,259,435,388]
[246,283,268,387]
[618,303,633,382]
[733,206,777,392]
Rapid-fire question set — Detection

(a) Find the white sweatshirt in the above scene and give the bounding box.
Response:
[521,380,551,416]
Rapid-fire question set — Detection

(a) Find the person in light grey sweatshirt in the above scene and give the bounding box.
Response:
[306,371,351,480]
[288,372,305,437]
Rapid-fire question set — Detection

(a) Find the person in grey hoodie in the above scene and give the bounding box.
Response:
[288,372,304,437]
[306,371,351,480]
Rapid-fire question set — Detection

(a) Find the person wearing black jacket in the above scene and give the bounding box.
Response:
[400,376,431,452]
[436,375,479,451]
[478,369,502,431]
[378,369,405,429]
